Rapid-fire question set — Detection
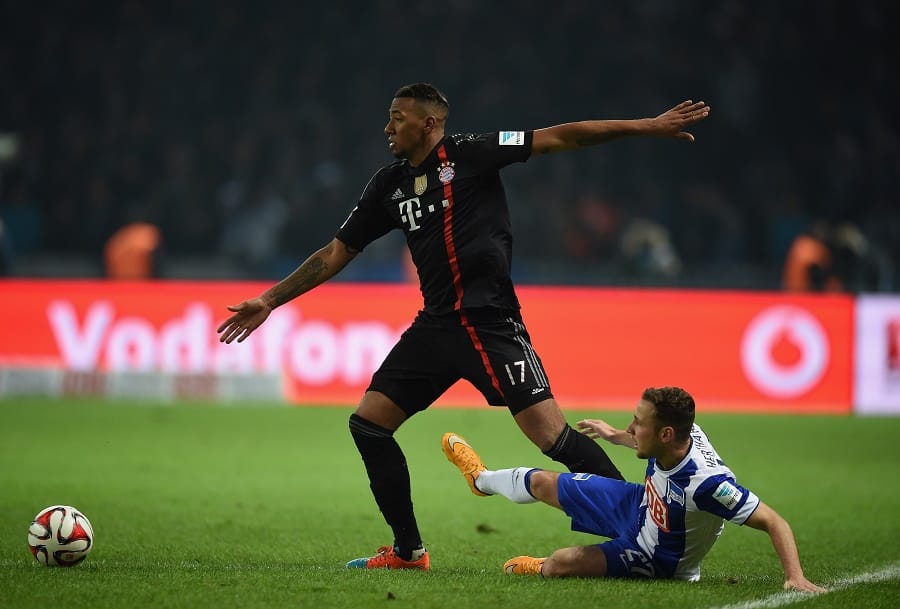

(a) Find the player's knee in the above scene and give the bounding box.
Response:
[541,550,577,578]
[543,546,607,578]
[348,412,393,440]
[352,391,407,431]
[526,470,559,503]
[513,399,568,450]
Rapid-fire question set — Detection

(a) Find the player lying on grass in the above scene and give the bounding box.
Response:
[442,386,827,592]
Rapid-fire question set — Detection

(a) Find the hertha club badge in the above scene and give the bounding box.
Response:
[438,161,455,185]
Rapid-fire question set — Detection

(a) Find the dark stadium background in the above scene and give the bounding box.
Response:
[0,0,896,290]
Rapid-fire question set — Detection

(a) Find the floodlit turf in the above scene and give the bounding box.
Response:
[1,397,899,609]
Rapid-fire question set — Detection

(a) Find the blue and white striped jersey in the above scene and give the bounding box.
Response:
[638,424,760,581]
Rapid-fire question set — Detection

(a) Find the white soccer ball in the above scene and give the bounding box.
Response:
[27,505,95,567]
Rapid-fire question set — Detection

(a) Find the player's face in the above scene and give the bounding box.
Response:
[385,97,430,160]
[626,400,662,460]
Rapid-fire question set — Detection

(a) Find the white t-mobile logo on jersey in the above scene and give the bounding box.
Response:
[398,197,449,231]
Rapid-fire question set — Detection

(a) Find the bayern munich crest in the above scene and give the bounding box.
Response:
[438,161,456,184]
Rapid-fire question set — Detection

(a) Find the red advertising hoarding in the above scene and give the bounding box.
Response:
[0,280,853,413]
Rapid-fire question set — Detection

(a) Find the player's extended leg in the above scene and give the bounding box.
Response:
[513,398,623,480]
[443,433,564,506]
[502,471,610,578]
[346,391,429,570]
[505,545,609,578]
[442,437,614,578]
[500,470,608,577]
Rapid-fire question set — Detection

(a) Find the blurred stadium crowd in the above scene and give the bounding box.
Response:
[0,0,896,290]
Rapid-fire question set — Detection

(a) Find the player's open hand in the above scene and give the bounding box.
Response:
[216,298,273,343]
[651,100,711,142]
[576,419,633,447]
[784,577,828,594]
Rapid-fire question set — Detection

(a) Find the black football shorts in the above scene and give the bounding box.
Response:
[367,308,554,416]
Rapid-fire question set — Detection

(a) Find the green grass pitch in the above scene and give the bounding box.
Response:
[1,397,899,609]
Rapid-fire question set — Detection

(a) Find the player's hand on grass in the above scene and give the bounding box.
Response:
[576,419,634,448]
[649,100,710,142]
[217,298,273,343]
[784,577,828,594]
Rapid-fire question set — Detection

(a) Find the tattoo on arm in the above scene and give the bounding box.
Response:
[263,240,357,308]
[266,257,328,308]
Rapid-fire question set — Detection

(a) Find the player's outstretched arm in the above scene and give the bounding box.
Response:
[744,502,828,594]
[576,419,635,449]
[531,100,711,155]
[217,238,358,344]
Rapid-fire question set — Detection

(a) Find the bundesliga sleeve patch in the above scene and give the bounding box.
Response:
[498,131,525,145]
[712,481,743,510]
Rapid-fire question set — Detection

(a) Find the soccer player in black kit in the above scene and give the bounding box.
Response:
[217,83,710,570]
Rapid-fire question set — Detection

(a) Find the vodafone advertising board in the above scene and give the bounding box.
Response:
[0,280,855,413]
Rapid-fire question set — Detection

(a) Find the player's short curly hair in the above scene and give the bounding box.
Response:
[642,386,695,442]
[394,83,449,113]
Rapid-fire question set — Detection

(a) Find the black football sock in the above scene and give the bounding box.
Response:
[543,424,624,480]
[349,414,423,560]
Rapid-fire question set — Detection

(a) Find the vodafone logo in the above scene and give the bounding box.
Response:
[44,300,403,387]
[740,305,829,398]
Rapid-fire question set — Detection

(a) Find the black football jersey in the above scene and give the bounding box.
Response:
[336,131,534,314]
